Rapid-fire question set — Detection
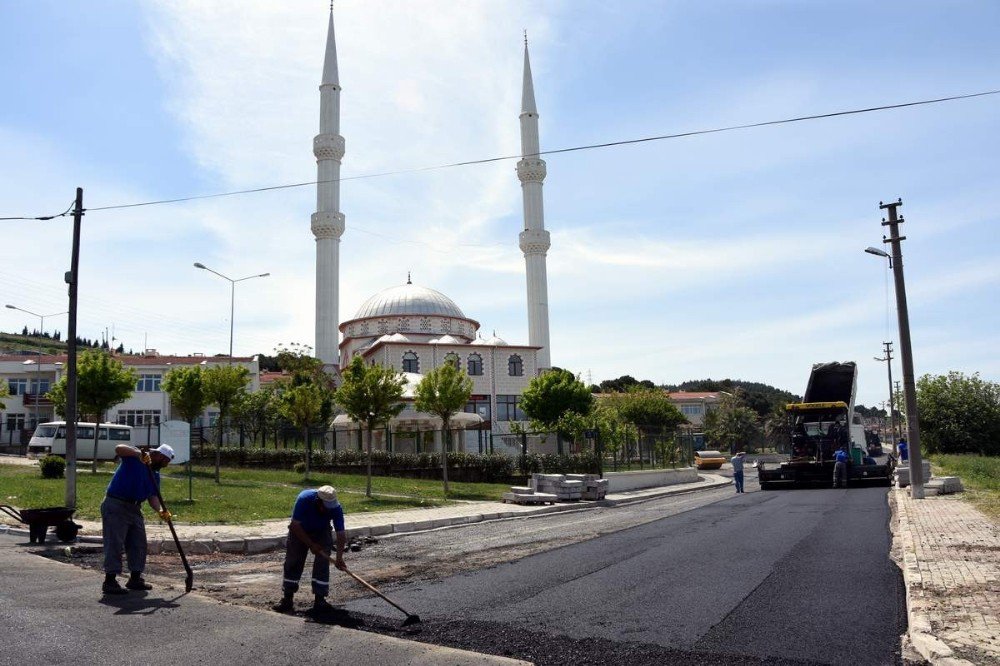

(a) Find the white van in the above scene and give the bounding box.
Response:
[28,421,133,460]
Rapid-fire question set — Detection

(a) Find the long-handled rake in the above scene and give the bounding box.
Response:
[321,553,420,626]
[142,459,194,593]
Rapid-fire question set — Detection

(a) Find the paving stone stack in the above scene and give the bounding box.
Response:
[501,486,558,505]
[895,461,933,488]
[565,474,609,501]
[924,476,964,496]
[531,474,584,501]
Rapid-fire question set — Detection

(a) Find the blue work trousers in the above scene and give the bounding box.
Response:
[733,470,745,493]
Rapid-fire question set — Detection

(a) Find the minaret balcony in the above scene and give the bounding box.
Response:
[516,158,547,183]
[314,134,345,162]
[312,211,345,239]
[519,228,551,255]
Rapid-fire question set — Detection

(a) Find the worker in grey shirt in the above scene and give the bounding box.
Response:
[731,451,746,493]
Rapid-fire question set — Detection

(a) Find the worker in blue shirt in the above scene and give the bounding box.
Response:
[897,437,909,463]
[832,445,850,488]
[101,443,175,595]
[273,485,348,614]
[730,451,746,493]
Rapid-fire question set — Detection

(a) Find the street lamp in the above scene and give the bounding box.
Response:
[5,304,68,430]
[193,263,270,363]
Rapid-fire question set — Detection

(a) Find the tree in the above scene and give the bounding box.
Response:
[277,382,327,478]
[916,372,1000,456]
[520,369,594,453]
[601,388,687,462]
[703,390,762,454]
[234,386,280,446]
[0,380,9,410]
[202,365,250,483]
[162,366,209,424]
[335,357,406,498]
[414,363,473,495]
[763,402,791,453]
[48,350,137,473]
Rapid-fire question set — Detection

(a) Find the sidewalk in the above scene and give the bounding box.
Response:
[0,472,730,554]
[892,488,1000,665]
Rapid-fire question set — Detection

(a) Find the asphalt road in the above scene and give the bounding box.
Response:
[347,483,907,665]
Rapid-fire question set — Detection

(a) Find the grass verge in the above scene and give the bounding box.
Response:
[0,462,509,524]
[928,454,999,521]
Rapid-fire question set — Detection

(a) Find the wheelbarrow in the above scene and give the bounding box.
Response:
[0,504,81,544]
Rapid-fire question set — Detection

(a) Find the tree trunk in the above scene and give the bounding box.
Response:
[365,425,373,498]
[441,417,450,496]
[215,410,223,484]
[304,426,311,479]
[91,410,103,474]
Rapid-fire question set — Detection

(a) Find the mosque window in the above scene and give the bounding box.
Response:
[442,319,451,332]
[507,354,523,377]
[467,353,483,376]
[402,351,419,373]
[399,318,411,332]
[497,395,526,421]
[444,352,460,370]
[361,321,370,334]
[420,317,432,332]
[377,320,389,334]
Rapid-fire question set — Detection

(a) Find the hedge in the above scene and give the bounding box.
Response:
[191,446,601,482]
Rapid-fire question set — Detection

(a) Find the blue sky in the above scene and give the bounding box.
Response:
[1,0,998,407]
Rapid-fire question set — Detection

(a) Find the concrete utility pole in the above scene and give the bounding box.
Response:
[879,199,924,499]
[65,187,83,509]
[874,341,897,449]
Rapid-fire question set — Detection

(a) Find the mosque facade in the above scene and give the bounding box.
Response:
[313,11,553,451]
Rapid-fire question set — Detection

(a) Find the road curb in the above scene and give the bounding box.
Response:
[889,490,976,666]
[1,475,730,556]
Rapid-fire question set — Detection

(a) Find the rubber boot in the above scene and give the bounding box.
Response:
[312,595,335,614]
[272,594,294,613]
[102,573,128,595]
[126,572,152,591]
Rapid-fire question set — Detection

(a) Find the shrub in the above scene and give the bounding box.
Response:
[40,455,66,479]
[293,461,307,474]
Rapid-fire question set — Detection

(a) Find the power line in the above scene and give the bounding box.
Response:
[0,199,75,221]
[3,88,999,220]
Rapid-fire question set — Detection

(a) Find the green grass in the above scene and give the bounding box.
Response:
[928,454,1000,521]
[0,463,509,524]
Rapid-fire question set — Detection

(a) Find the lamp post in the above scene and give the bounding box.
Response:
[193,263,270,363]
[5,304,67,430]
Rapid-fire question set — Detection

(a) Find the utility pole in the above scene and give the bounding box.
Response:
[880,199,924,499]
[64,188,83,509]
[894,380,902,441]
[874,341,897,450]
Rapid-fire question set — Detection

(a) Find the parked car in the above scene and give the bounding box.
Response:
[694,449,726,470]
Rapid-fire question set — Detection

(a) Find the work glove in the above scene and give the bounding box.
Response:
[140,451,152,465]
[334,556,348,572]
[158,509,172,522]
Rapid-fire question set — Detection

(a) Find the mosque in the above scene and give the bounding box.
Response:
[312,10,554,453]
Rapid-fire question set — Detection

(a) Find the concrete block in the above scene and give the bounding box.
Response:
[213,538,246,554]
[346,527,371,540]
[368,523,394,537]
[245,537,284,554]
[509,486,534,495]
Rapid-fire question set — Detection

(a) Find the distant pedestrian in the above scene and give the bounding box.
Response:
[273,486,347,615]
[101,443,175,595]
[833,445,850,488]
[897,438,909,463]
[731,451,747,493]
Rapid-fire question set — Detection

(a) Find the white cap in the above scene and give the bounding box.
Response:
[317,485,339,509]
[153,444,175,461]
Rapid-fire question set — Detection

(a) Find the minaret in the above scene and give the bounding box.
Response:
[517,36,552,371]
[313,8,345,367]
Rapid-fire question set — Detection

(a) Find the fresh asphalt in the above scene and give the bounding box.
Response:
[346,481,907,665]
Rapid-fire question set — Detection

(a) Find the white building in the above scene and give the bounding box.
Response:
[0,351,259,446]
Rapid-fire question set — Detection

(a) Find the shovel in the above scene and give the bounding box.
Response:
[142,456,194,593]
[320,553,421,626]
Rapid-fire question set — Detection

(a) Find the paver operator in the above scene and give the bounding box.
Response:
[832,445,850,488]
[731,451,746,493]
[101,443,175,595]
[274,485,348,614]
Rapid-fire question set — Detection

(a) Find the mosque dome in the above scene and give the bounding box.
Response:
[352,283,467,320]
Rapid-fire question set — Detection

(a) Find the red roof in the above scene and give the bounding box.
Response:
[259,370,290,384]
[0,353,256,366]
[667,391,723,400]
